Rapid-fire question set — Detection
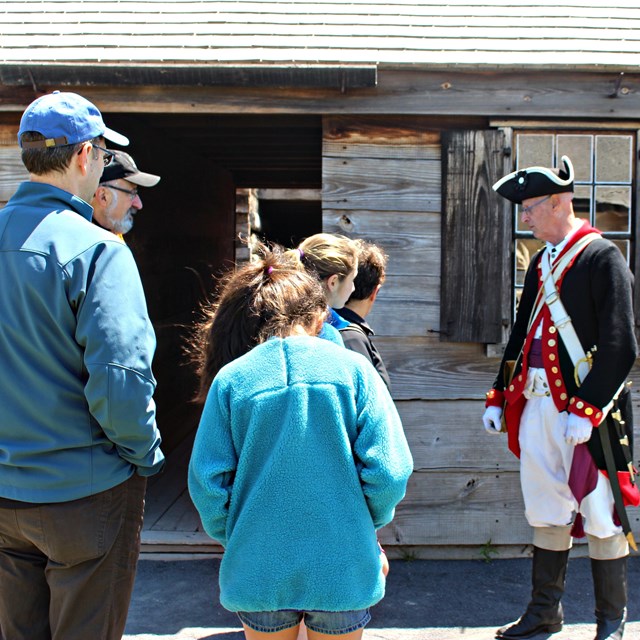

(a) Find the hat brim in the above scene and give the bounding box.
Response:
[493,155,574,204]
[103,126,129,147]
[125,171,161,188]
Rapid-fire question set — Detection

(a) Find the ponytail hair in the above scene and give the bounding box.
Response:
[190,244,327,402]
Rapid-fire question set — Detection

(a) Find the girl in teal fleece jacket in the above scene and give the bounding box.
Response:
[188,246,413,640]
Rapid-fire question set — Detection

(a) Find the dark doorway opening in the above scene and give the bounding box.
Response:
[255,193,322,249]
[102,112,323,550]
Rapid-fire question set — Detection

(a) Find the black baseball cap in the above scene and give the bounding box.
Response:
[100,151,160,187]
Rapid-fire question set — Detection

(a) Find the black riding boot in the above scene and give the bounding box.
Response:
[591,556,627,640]
[496,547,569,639]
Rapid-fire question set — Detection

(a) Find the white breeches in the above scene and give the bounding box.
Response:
[519,368,622,540]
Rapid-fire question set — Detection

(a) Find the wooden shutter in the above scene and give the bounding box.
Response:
[440,130,512,343]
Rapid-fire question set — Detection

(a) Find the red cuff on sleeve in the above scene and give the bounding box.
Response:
[485,388,504,409]
[568,396,603,426]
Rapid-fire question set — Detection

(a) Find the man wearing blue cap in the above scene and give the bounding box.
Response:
[483,157,638,640]
[0,92,164,640]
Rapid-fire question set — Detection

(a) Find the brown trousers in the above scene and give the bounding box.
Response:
[0,473,147,640]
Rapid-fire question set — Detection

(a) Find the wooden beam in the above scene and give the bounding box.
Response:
[2,70,639,118]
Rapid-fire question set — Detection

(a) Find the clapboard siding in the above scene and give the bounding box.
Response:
[380,470,638,546]
[378,470,528,546]
[0,146,25,202]
[323,157,441,212]
[323,210,440,273]
[396,400,518,472]
[366,274,440,337]
[377,337,500,401]
[385,399,640,546]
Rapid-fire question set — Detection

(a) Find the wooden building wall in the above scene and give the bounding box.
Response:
[2,110,640,557]
[322,115,640,556]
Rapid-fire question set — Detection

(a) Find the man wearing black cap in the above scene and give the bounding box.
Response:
[483,156,638,639]
[91,150,160,237]
[0,92,164,640]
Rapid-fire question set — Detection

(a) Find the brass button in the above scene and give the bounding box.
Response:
[548,339,556,347]
[549,326,557,334]
[560,393,567,400]
[576,401,584,409]
[518,375,523,382]
[555,380,562,387]
[596,412,602,419]
[509,385,515,392]
[549,354,556,361]
[551,366,558,374]
[585,407,594,416]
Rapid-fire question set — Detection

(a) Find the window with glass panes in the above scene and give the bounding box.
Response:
[513,131,635,311]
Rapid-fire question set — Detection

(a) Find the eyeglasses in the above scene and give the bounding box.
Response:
[104,184,139,200]
[92,144,116,167]
[520,195,552,216]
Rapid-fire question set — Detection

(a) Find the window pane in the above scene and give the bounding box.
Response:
[611,239,630,264]
[517,134,554,169]
[573,185,592,222]
[595,136,632,183]
[557,135,593,183]
[595,185,631,232]
[515,238,543,285]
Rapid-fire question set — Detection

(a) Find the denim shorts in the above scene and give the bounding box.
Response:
[237,608,371,635]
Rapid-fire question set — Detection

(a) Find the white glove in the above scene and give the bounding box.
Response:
[483,406,503,434]
[564,413,593,445]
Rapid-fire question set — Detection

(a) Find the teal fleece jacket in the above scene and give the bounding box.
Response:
[188,335,413,613]
[0,182,164,503]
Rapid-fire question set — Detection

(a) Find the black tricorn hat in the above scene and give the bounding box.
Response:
[492,155,574,204]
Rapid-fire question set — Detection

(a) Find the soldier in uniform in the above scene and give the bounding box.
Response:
[482,156,639,640]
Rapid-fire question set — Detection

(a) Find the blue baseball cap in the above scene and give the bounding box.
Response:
[18,91,129,149]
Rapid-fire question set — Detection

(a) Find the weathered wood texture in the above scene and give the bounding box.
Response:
[323,115,443,346]
[441,129,513,344]
[140,396,640,552]
[234,188,256,264]
[378,398,640,546]
[377,337,500,400]
[0,145,25,204]
[6,72,639,119]
[322,115,640,549]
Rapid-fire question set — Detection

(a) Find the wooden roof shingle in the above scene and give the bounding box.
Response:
[1,0,640,70]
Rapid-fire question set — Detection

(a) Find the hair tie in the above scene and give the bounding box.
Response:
[297,248,304,260]
[267,266,274,274]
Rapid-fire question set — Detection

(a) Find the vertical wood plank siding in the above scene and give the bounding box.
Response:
[441,130,512,344]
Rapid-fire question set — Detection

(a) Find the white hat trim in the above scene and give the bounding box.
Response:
[492,155,574,192]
